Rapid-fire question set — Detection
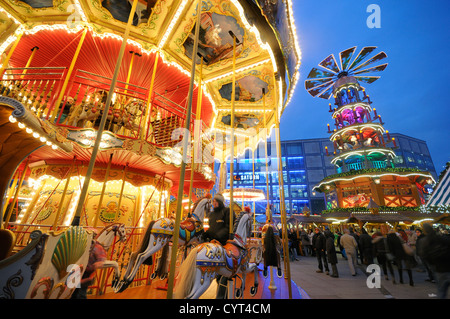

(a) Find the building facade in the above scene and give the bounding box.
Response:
[220,133,437,215]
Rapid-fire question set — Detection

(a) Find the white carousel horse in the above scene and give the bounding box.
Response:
[113,195,212,293]
[261,221,283,278]
[71,223,127,298]
[173,211,260,299]
[93,223,127,280]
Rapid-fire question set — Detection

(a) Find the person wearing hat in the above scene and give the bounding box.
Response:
[202,193,235,246]
[202,193,235,298]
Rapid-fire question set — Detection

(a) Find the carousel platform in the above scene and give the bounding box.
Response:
[89,265,308,300]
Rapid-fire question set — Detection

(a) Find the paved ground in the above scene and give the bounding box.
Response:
[287,253,445,299]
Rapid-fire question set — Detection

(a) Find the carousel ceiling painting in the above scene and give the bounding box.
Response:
[182,12,245,66]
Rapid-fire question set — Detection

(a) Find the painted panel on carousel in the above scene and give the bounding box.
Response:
[220,113,261,129]
[0,230,47,299]
[29,189,74,225]
[219,75,268,102]
[17,0,53,9]
[84,191,136,226]
[253,0,299,83]
[100,0,152,26]
[25,227,94,299]
[183,12,244,65]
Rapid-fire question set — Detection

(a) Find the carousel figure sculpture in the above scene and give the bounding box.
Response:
[71,223,127,299]
[173,210,259,299]
[112,195,212,293]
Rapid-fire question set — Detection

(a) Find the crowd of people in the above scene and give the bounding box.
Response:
[285,224,450,299]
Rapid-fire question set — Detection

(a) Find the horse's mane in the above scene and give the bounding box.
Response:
[191,195,210,214]
[233,211,247,234]
[96,223,120,239]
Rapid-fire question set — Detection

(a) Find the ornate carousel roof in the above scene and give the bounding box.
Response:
[0,0,301,156]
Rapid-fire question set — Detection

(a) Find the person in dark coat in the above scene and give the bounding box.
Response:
[312,227,329,274]
[387,230,414,286]
[372,232,395,282]
[419,224,450,299]
[415,228,435,283]
[202,193,234,246]
[325,230,339,278]
[288,228,300,261]
[201,192,235,299]
[359,228,374,265]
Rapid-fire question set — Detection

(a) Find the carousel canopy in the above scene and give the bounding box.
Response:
[346,212,413,224]
[426,168,450,207]
[0,0,301,155]
[222,187,265,201]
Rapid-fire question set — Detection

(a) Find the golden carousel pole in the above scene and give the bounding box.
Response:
[20,46,39,79]
[263,89,276,291]
[252,146,256,233]
[72,0,139,226]
[188,57,203,214]
[226,30,240,300]
[114,163,129,223]
[93,153,113,228]
[274,105,292,299]
[166,0,202,299]
[141,51,159,140]
[228,30,239,237]
[262,89,270,215]
[49,27,88,120]
[52,157,76,230]
[2,171,19,219]
[3,158,28,229]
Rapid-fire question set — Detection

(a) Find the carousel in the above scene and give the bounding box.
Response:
[0,0,301,299]
[304,47,437,233]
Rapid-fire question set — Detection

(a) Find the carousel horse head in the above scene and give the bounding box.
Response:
[96,223,127,249]
[233,210,253,246]
[191,195,213,220]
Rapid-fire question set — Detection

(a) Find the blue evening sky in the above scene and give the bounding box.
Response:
[281,0,450,176]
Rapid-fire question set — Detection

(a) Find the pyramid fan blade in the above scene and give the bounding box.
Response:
[317,83,334,99]
[352,52,387,72]
[307,79,335,97]
[347,46,377,71]
[339,46,357,71]
[319,54,341,73]
[354,76,380,84]
[306,67,336,80]
[305,77,334,90]
[353,63,388,75]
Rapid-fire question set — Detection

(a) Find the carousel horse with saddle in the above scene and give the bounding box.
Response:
[173,210,260,299]
[71,223,127,299]
[112,194,212,293]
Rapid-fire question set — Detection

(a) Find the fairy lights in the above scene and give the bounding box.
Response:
[0,6,20,25]
[330,123,386,141]
[313,171,436,191]
[9,115,61,151]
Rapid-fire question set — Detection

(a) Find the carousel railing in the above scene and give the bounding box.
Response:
[6,220,153,295]
[53,69,207,147]
[1,67,213,151]
[336,159,391,173]
[0,66,67,117]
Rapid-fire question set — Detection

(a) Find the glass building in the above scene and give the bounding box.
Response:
[216,133,437,215]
